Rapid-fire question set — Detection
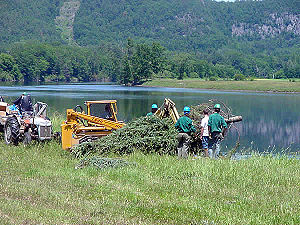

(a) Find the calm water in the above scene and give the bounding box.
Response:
[1,83,299,152]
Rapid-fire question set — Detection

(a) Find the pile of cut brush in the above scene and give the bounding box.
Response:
[72,100,236,158]
[71,116,178,158]
[189,99,233,129]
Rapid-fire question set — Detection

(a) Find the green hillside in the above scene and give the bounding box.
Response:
[73,0,299,51]
[0,0,62,45]
[0,0,299,51]
[0,0,299,84]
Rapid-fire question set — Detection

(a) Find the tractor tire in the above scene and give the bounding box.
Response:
[23,130,32,145]
[4,116,20,145]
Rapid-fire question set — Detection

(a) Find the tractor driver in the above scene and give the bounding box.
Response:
[101,104,112,119]
[13,92,33,114]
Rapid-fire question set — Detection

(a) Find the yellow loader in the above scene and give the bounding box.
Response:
[61,100,125,150]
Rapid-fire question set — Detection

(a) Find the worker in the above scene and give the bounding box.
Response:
[200,108,210,157]
[0,96,4,102]
[146,104,158,116]
[175,106,196,158]
[208,104,227,159]
[13,92,33,114]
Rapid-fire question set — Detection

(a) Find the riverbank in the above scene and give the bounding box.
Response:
[0,139,299,224]
[143,79,300,93]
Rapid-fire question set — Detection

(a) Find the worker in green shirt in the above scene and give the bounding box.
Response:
[175,106,196,158]
[208,104,227,159]
[146,104,158,116]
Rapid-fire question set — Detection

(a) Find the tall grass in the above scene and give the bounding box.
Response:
[49,111,64,133]
[0,114,298,224]
[0,135,299,224]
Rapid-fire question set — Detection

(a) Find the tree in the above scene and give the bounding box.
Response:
[132,43,152,85]
[119,40,167,85]
[0,53,21,81]
[121,56,133,85]
[150,42,166,74]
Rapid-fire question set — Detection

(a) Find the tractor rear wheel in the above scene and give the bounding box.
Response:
[4,117,20,145]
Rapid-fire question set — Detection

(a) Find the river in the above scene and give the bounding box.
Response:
[1,83,299,152]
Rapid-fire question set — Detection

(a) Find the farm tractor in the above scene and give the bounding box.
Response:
[0,101,53,145]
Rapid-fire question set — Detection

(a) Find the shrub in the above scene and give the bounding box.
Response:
[189,72,199,78]
[209,76,218,81]
[234,74,246,81]
[158,70,176,78]
[0,71,14,81]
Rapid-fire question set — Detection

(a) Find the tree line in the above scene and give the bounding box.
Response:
[0,40,299,85]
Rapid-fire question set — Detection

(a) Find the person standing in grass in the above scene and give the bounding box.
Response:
[208,104,227,159]
[175,106,196,158]
[200,108,210,157]
[146,104,158,116]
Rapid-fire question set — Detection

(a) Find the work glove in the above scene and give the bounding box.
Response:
[219,133,224,140]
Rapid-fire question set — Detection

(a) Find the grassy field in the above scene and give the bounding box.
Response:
[143,79,300,92]
[0,115,299,224]
[0,139,299,224]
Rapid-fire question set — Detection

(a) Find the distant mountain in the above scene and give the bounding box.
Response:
[0,0,299,53]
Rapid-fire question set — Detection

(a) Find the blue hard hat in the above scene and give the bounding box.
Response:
[183,106,190,112]
[152,104,158,109]
[23,92,27,95]
[214,104,221,109]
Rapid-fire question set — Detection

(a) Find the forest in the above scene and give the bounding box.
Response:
[0,0,299,84]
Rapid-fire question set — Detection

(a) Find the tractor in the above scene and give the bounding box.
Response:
[0,101,53,145]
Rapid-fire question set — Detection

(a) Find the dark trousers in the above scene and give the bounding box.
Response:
[177,133,191,158]
[208,132,222,158]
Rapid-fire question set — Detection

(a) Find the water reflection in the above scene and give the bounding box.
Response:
[1,83,299,152]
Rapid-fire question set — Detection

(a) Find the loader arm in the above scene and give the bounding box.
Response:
[66,109,125,130]
[155,98,180,124]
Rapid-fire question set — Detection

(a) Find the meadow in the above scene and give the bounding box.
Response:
[143,79,300,93]
[0,114,299,224]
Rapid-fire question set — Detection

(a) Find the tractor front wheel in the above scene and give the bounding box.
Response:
[23,130,32,145]
[4,117,20,145]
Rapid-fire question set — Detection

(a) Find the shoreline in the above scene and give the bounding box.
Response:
[141,79,300,94]
[1,80,299,94]
[141,84,300,94]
